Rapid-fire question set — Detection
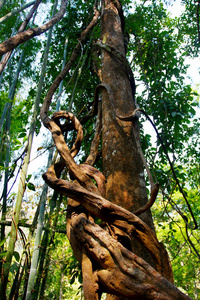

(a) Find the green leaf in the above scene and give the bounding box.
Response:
[13,251,20,262]
[0,238,6,247]
[18,132,26,138]
[10,262,19,274]
[27,182,35,191]
[13,145,22,151]
[20,218,29,226]
[0,251,7,258]
[171,112,177,117]
[26,174,32,182]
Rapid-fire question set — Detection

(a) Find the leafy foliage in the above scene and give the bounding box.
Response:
[152,189,200,297]
[42,234,82,300]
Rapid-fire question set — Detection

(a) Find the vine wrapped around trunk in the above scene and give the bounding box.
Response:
[40,2,193,299]
[40,107,191,299]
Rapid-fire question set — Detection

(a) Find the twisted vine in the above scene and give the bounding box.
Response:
[40,78,175,298]
[39,4,193,298]
[40,103,195,298]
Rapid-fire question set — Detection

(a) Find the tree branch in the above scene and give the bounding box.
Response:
[40,7,100,128]
[0,0,68,56]
[0,1,35,24]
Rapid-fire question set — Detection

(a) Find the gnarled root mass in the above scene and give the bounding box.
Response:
[40,109,192,300]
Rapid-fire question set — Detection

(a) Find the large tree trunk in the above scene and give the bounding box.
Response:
[101,0,156,268]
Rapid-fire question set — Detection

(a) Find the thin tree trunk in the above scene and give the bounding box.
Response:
[30,193,61,300]
[0,102,11,133]
[25,151,55,300]
[0,47,26,297]
[1,131,32,292]
[0,1,35,24]
[1,0,57,287]
[0,0,42,75]
[0,42,25,132]
[4,188,45,299]
[19,193,51,300]
[25,3,58,299]
[38,195,62,300]
[37,253,50,300]
[0,102,11,253]
[0,0,68,56]
[25,185,49,300]
[33,35,68,299]
[32,227,50,300]
[56,37,68,111]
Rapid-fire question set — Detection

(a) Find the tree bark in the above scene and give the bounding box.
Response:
[100,0,156,270]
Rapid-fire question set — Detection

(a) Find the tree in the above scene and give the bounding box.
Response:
[0,0,199,299]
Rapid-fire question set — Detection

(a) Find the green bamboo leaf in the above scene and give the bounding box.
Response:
[0,238,6,247]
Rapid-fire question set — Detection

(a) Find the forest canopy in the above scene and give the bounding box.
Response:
[0,0,199,299]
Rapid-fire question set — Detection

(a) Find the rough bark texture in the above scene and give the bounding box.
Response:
[100,0,156,278]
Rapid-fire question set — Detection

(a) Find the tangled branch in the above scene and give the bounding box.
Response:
[0,0,68,56]
[40,106,193,299]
